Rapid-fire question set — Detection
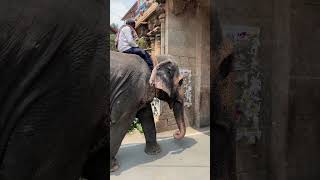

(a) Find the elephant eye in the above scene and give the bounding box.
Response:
[178,79,184,86]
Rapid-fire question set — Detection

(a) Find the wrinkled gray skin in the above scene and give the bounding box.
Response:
[110,51,186,171]
[0,1,108,180]
[212,4,235,180]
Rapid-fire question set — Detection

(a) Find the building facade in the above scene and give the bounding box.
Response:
[120,0,320,179]
[215,0,320,179]
[122,0,211,132]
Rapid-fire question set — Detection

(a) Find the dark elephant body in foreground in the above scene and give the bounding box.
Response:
[110,51,186,171]
[0,1,108,180]
[211,4,236,179]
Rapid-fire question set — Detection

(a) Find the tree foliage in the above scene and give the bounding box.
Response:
[110,33,116,51]
[110,23,119,31]
[110,23,119,51]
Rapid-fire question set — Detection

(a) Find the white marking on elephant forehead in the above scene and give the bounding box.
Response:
[179,69,192,107]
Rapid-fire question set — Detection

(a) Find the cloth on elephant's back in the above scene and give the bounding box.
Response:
[0,0,107,175]
[110,51,151,123]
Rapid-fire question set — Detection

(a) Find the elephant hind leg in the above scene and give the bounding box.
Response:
[109,111,137,171]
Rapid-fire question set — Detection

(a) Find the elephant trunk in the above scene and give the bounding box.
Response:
[173,102,186,140]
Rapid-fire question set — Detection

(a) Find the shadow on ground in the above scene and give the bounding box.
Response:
[199,130,210,137]
[111,136,197,176]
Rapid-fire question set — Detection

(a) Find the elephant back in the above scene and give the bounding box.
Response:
[110,51,150,111]
[110,51,150,76]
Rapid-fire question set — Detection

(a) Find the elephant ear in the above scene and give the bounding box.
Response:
[149,59,178,97]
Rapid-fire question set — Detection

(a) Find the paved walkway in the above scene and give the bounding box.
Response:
[110,127,210,180]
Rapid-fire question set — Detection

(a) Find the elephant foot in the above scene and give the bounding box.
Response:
[110,157,119,172]
[144,142,161,155]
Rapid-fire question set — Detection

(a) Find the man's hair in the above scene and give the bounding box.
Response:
[125,18,136,28]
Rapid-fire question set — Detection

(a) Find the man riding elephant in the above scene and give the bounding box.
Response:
[115,18,154,70]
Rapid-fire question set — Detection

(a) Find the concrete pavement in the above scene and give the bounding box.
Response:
[110,127,210,180]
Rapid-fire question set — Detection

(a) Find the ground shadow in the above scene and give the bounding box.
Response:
[195,127,210,137]
[202,131,210,137]
[110,136,197,176]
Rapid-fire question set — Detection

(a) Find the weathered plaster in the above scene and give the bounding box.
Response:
[223,25,262,144]
[180,68,193,107]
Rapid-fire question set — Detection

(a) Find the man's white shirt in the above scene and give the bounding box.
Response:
[117,26,138,52]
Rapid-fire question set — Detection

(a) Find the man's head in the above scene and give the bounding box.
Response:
[126,18,136,28]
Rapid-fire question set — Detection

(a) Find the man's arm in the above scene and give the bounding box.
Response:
[122,26,138,47]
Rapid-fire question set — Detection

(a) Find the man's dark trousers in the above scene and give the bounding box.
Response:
[123,47,154,70]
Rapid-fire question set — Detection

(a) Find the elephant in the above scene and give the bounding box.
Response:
[110,51,186,172]
[211,4,236,180]
[0,0,108,180]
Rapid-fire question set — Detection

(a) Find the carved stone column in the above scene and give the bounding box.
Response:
[149,36,156,64]
[159,13,166,54]
[154,34,161,64]
[194,1,210,128]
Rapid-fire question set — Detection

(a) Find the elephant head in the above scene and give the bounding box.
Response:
[149,57,186,140]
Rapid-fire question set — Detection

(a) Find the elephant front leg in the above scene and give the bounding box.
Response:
[136,104,161,155]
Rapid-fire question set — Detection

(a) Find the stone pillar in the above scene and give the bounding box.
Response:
[270,0,291,179]
[194,1,210,128]
[164,2,169,55]
[154,34,161,64]
[159,13,166,55]
[149,36,156,64]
